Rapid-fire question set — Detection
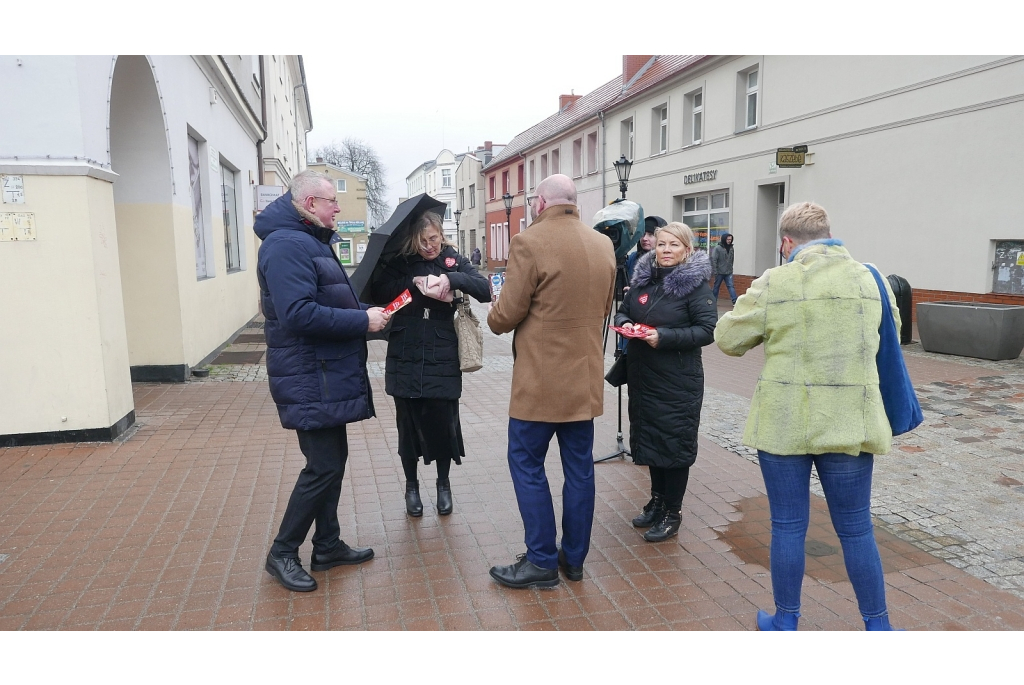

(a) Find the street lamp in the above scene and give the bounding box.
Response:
[502,192,513,234]
[454,208,462,253]
[613,154,633,200]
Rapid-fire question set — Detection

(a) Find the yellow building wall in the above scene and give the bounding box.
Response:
[0,175,134,435]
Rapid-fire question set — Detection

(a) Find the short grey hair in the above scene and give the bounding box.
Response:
[779,201,831,243]
[289,170,334,203]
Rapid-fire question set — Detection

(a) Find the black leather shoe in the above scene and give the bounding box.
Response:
[632,494,665,528]
[557,548,584,582]
[265,553,317,592]
[489,554,559,589]
[406,480,423,517]
[436,477,453,516]
[310,542,374,571]
[644,510,682,542]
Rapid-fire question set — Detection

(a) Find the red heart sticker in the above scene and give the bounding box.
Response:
[638,294,649,305]
[445,257,456,268]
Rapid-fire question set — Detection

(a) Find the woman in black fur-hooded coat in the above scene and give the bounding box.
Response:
[614,222,718,541]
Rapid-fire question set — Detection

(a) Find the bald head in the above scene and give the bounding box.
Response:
[536,174,577,206]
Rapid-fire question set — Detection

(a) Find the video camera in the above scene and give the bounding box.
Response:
[592,199,644,261]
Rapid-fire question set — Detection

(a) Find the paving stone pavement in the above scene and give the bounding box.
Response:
[3,303,1024,630]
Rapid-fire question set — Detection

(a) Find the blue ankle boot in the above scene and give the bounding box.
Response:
[756,609,799,631]
[864,614,900,631]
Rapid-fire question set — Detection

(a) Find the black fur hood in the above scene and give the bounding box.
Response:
[630,250,712,298]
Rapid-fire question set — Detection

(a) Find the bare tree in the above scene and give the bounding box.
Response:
[311,138,390,226]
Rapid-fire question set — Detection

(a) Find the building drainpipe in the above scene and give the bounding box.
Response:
[598,111,607,207]
[257,55,267,186]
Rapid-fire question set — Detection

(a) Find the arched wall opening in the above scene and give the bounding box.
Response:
[109,55,186,380]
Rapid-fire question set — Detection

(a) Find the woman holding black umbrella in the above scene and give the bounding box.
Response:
[371,211,491,517]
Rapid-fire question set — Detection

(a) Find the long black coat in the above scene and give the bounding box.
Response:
[614,251,717,468]
[371,245,491,400]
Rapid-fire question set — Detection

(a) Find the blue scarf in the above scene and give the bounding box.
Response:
[787,237,844,262]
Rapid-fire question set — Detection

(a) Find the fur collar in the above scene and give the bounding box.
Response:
[788,237,844,262]
[631,250,712,298]
[292,200,327,228]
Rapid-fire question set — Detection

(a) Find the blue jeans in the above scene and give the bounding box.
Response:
[712,274,737,303]
[507,419,596,570]
[758,451,888,619]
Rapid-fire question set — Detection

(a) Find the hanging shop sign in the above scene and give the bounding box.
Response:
[683,169,718,185]
[776,147,807,168]
[255,185,284,212]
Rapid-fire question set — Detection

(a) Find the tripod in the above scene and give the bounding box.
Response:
[596,260,631,464]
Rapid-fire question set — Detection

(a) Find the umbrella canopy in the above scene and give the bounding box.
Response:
[349,193,448,304]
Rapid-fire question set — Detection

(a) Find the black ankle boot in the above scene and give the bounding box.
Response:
[436,477,453,516]
[405,480,423,517]
[644,509,681,542]
[632,494,665,528]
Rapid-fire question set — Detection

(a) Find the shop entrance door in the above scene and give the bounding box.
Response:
[754,179,787,275]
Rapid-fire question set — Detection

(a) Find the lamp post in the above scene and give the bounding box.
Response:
[454,208,462,253]
[502,191,513,240]
[613,154,633,200]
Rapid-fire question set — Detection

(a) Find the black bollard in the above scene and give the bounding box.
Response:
[886,274,914,344]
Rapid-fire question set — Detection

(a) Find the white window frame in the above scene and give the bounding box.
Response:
[621,117,634,160]
[221,162,243,273]
[336,179,347,192]
[551,148,560,175]
[529,159,536,190]
[681,190,730,253]
[540,154,548,179]
[692,90,703,145]
[444,202,452,221]
[469,183,476,208]
[442,168,452,188]
[745,70,759,130]
[572,138,582,178]
[586,131,599,174]
[658,105,668,154]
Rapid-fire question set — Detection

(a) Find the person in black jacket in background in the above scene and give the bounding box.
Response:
[615,222,717,542]
[371,212,491,517]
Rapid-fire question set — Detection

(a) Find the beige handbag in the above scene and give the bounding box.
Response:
[453,291,483,372]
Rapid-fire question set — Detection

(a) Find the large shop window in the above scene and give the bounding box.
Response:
[682,190,729,252]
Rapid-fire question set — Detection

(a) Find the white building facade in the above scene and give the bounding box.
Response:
[508,55,1024,301]
[0,55,310,445]
[405,149,459,244]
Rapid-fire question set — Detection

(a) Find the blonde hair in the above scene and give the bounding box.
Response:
[656,222,694,253]
[779,201,830,243]
[400,211,455,257]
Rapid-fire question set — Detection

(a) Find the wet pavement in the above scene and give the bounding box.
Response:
[2,303,1024,630]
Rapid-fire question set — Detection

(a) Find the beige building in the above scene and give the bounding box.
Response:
[306,162,369,266]
[495,55,1024,304]
[0,55,312,446]
[454,151,485,258]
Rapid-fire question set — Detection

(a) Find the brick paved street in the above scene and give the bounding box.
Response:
[2,303,1024,630]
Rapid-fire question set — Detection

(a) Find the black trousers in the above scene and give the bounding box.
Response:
[649,465,690,511]
[270,426,349,559]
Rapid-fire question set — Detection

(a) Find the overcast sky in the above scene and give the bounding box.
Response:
[302,52,624,216]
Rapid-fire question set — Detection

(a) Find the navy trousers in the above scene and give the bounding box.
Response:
[507,418,596,570]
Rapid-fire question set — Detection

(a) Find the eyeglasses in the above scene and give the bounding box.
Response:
[311,196,339,206]
[526,194,539,206]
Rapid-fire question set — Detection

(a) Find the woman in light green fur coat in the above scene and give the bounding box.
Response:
[715,201,901,632]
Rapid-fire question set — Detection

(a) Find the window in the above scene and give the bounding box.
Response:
[529,159,535,190]
[746,70,758,129]
[336,179,347,192]
[652,104,668,155]
[586,132,598,174]
[682,191,730,252]
[691,90,703,144]
[442,168,452,188]
[540,154,548,179]
[469,183,476,208]
[502,170,510,194]
[444,203,452,221]
[572,138,582,178]
[517,164,524,192]
[187,135,209,279]
[458,188,465,210]
[620,117,634,160]
[489,175,495,199]
[551,148,560,174]
[221,163,241,272]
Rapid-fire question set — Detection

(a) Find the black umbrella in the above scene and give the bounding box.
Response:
[350,193,448,304]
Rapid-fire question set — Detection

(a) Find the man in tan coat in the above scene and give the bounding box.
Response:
[487,174,616,588]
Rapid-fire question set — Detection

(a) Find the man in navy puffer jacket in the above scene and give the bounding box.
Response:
[256,171,389,592]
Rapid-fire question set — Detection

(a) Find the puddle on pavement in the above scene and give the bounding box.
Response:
[716,494,936,583]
